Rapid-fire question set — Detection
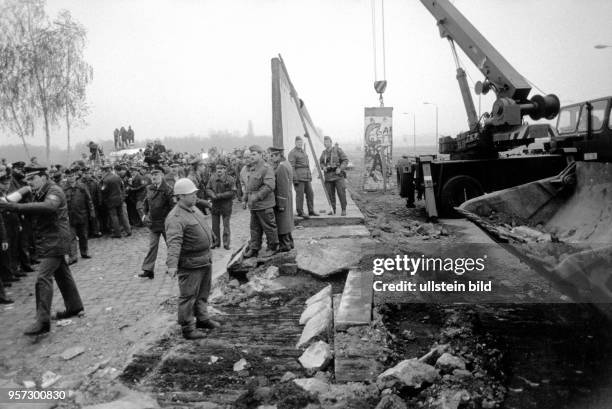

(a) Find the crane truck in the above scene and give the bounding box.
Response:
[399,0,611,218]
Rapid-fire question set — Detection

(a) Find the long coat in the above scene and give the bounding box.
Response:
[101,172,124,208]
[274,159,294,235]
[143,181,174,233]
[64,181,95,226]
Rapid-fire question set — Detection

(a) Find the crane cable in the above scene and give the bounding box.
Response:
[371,0,387,106]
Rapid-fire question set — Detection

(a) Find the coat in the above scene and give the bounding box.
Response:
[143,181,174,233]
[101,172,124,208]
[64,181,95,226]
[245,159,276,211]
[206,173,236,216]
[288,147,312,182]
[165,202,213,270]
[274,160,294,235]
[14,182,71,257]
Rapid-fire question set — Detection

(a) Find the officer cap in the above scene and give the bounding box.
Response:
[12,161,25,169]
[24,166,48,179]
[295,135,303,141]
[249,145,264,153]
[64,168,74,175]
[268,146,284,153]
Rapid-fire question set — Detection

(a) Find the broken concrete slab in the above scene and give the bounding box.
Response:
[377,359,439,390]
[334,326,386,383]
[61,346,86,360]
[293,377,331,396]
[228,248,297,280]
[292,225,371,240]
[418,344,450,365]
[298,341,332,371]
[335,270,373,331]
[297,237,372,278]
[375,394,408,409]
[435,353,466,373]
[300,298,331,325]
[305,285,332,306]
[296,305,332,348]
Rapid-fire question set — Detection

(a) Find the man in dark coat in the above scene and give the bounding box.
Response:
[269,147,294,252]
[64,168,95,262]
[205,162,236,250]
[0,166,84,335]
[288,136,317,218]
[127,126,135,145]
[139,168,174,279]
[80,168,103,237]
[0,166,22,285]
[130,166,149,226]
[100,164,131,238]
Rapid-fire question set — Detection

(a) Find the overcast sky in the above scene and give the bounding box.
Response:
[9,0,612,148]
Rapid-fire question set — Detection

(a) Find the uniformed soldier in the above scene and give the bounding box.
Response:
[100,164,131,238]
[166,178,219,340]
[0,166,84,335]
[288,136,317,218]
[243,145,279,258]
[319,135,349,216]
[139,168,174,279]
[269,146,294,252]
[0,166,22,285]
[206,162,236,250]
[63,168,95,262]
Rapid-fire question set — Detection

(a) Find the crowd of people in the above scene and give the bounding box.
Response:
[0,135,350,339]
[113,126,136,150]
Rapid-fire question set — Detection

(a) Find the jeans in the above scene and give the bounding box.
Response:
[141,230,166,272]
[35,257,84,324]
[177,265,212,332]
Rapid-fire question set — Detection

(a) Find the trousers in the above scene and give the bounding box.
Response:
[249,208,279,251]
[294,181,314,215]
[211,213,231,247]
[141,230,166,272]
[35,256,84,324]
[325,178,347,212]
[107,204,131,237]
[69,223,89,261]
[177,265,212,332]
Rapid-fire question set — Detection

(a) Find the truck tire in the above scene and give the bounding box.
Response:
[439,175,484,217]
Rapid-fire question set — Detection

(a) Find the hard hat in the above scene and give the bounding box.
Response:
[173,178,198,195]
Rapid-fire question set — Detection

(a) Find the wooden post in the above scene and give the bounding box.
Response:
[271,58,284,148]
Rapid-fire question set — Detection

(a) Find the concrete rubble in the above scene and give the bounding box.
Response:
[298,341,332,371]
[61,345,86,360]
[296,304,332,348]
[435,353,467,373]
[300,298,331,325]
[293,377,331,396]
[377,358,440,390]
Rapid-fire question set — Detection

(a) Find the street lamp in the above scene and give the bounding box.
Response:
[402,112,416,154]
[423,102,438,152]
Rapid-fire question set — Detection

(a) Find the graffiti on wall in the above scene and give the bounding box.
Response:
[363,107,393,191]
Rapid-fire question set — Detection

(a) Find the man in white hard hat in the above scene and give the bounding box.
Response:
[165,178,219,340]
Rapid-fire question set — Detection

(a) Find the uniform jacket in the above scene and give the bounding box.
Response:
[165,202,213,270]
[64,181,95,226]
[206,174,236,216]
[81,175,102,207]
[288,147,312,182]
[129,174,148,202]
[101,172,124,208]
[319,146,348,182]
[274,160,294,235]
[143,180,174,233]
[15,182,71,257]
[245,159,276,211]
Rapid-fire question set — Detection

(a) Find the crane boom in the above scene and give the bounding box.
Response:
[420,0,531,100]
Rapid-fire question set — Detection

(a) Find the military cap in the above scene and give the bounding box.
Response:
[249,144,264,153]
[295,135,303,141]
[64,168,74,175]
[268,146,284,153]
[24,166,48,179]
[12,161,25,169]
[100,163,112,170]
[323,135,332,142]
[215,161,227,169]
[150,166,165,175]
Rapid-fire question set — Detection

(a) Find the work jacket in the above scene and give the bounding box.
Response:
[64,181,95,226]
[165,202,213,270]
[206,174,236,216]
[245,159,276,211]
[15,182,71,257]
[143,181,174,233]
[319,146,349,182]
[288,147,312,182]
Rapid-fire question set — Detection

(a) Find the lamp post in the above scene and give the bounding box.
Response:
[402,112,416,154]
[423,102,438,152]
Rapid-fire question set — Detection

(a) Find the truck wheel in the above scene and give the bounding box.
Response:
[440,175,484,217]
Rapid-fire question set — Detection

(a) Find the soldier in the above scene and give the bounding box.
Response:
[0,166,84,335]
[139,168,174,279]
[10,161,35,271]
[64,168,95,263]
[243,145,278,258]
[80,168,103,237]
[269,146,294,252]
[100,164,131,238]
[319,136,349,216]
[130,166,149,226]
[188,158,211,214]
[113,128,120,150]
[206,162,236,250]
[288,135,317,219]
[166,178,219,340]
[0,166,22,284]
